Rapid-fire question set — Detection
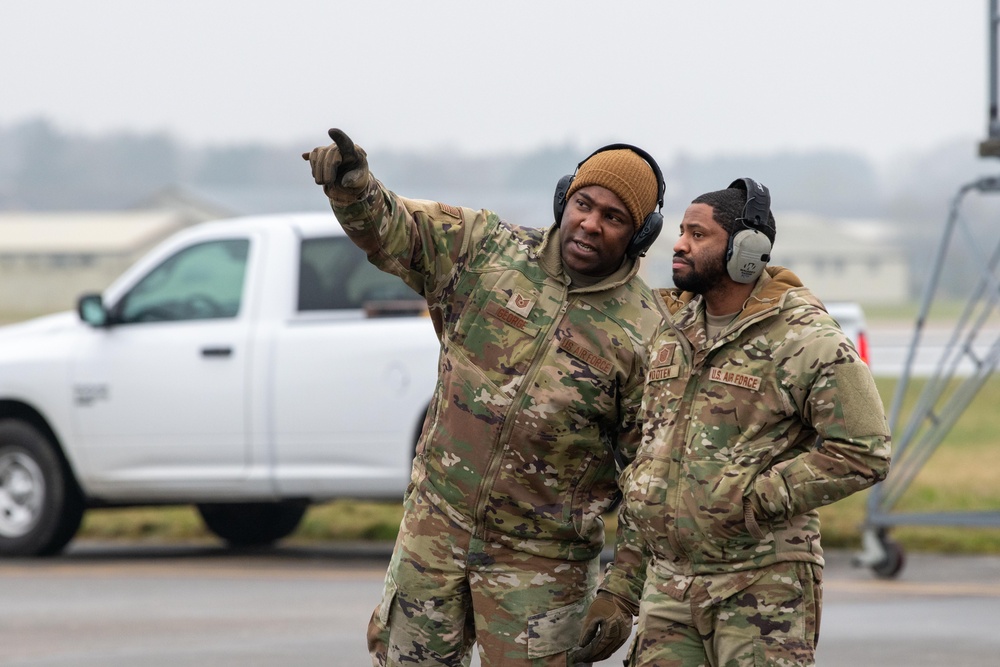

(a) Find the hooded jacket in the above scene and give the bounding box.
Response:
[623,267,891,574]
[331,178,661,601]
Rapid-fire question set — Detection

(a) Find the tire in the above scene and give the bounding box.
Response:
[0,420,84,557]
[872,535,906,579]
[197,501,308,547]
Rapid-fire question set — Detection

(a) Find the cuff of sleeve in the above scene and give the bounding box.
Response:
[750,464,794,517]
[596,589,639,617]
[598,569,642,614]
[327,174,375,206]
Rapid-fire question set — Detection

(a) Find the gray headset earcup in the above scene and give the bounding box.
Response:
[726,229,772,283]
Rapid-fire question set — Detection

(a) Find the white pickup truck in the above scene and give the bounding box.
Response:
[825,301,870,365]
[0,211,870,557]
[0,213,440,556]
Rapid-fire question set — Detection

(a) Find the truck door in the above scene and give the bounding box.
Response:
[269,235,439,498]
[72,237,256,496]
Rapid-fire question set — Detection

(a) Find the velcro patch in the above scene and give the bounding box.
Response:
[709,367,762,392]
[506,292,535,317]
[559,338,614,376]
[438,202,462,219]
[648,365,680,382]
[484,301,538,335]
[835,363,891,438]
[652,343,676,368]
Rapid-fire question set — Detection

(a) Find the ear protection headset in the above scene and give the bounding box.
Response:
[553,143,665,258]
[725,177,774,283]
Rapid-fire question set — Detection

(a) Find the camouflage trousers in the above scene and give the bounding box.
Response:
[367,488,599,666]
[628,561,822,667]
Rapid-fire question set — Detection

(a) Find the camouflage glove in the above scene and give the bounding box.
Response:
[568,591,637,665]
[301,128,370,202]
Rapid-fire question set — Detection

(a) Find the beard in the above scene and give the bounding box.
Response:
[672,251,727,294]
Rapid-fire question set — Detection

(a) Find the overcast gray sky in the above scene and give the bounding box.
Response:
[1,1,990,164]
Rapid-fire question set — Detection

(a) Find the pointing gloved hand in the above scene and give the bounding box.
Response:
[568,591,637,665]
[302,128,370,202]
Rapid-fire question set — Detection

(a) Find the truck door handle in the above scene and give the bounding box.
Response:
[201,346,232,357]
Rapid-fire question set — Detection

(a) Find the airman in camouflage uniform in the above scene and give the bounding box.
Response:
[621,181,891,666]
[304,129,665,666]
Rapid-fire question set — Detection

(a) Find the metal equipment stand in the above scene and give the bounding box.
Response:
[855,0,1000,578]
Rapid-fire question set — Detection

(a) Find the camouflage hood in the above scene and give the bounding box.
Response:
[657,265,820,323]
[536,223,641,295]
[652,266,826,369]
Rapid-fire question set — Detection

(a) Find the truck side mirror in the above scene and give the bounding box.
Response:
[77,294,109,327]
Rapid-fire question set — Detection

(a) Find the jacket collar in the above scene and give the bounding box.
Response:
[539,225,640,293]
[659,266,825,355]
[659,266,809,318]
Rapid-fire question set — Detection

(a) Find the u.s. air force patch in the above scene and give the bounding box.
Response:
[709,366,762,391]
[559,338,613,376]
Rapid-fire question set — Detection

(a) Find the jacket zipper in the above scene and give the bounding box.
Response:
[471,290,571,540]
[662,314,693,559]
[658,302,781,560]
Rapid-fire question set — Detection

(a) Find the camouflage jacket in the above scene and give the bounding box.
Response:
[331,178,661,602]
[623,266,891,574]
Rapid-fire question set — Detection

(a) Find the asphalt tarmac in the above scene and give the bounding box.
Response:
[2,541,998,666]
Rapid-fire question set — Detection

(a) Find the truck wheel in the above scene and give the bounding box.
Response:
[0,420,84,557]
[197,501,308,547]
[871,535,906,579]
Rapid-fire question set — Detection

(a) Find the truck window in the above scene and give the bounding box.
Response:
[298,237,419,311]
[114,239,250,324]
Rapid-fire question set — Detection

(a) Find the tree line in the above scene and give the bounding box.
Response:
[4,116,1000,300]
[0,116,966,219]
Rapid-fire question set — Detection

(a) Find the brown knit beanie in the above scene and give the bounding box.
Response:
[566,148,659,230]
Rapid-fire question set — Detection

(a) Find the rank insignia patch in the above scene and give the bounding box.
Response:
[506,292,535,317]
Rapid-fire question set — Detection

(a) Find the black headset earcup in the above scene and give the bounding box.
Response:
[553,174,574,224]
[726,229,772,283]
[627,212,663,258]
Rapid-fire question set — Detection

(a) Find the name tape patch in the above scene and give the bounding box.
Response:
[648,366,680,382]
[484,301,534,334]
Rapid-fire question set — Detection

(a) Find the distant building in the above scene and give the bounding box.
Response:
[640,210,909,306]
[0,190,232,321]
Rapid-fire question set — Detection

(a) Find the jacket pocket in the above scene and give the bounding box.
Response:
[526,597,589,658]
[623,455,672,544]
[449,272,542,392]
[676,459,762,560]
[367,571,398,666]
[375,571,398,628]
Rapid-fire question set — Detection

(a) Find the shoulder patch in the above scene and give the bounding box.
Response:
[438,202,462,219]
[834,363,891,438]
